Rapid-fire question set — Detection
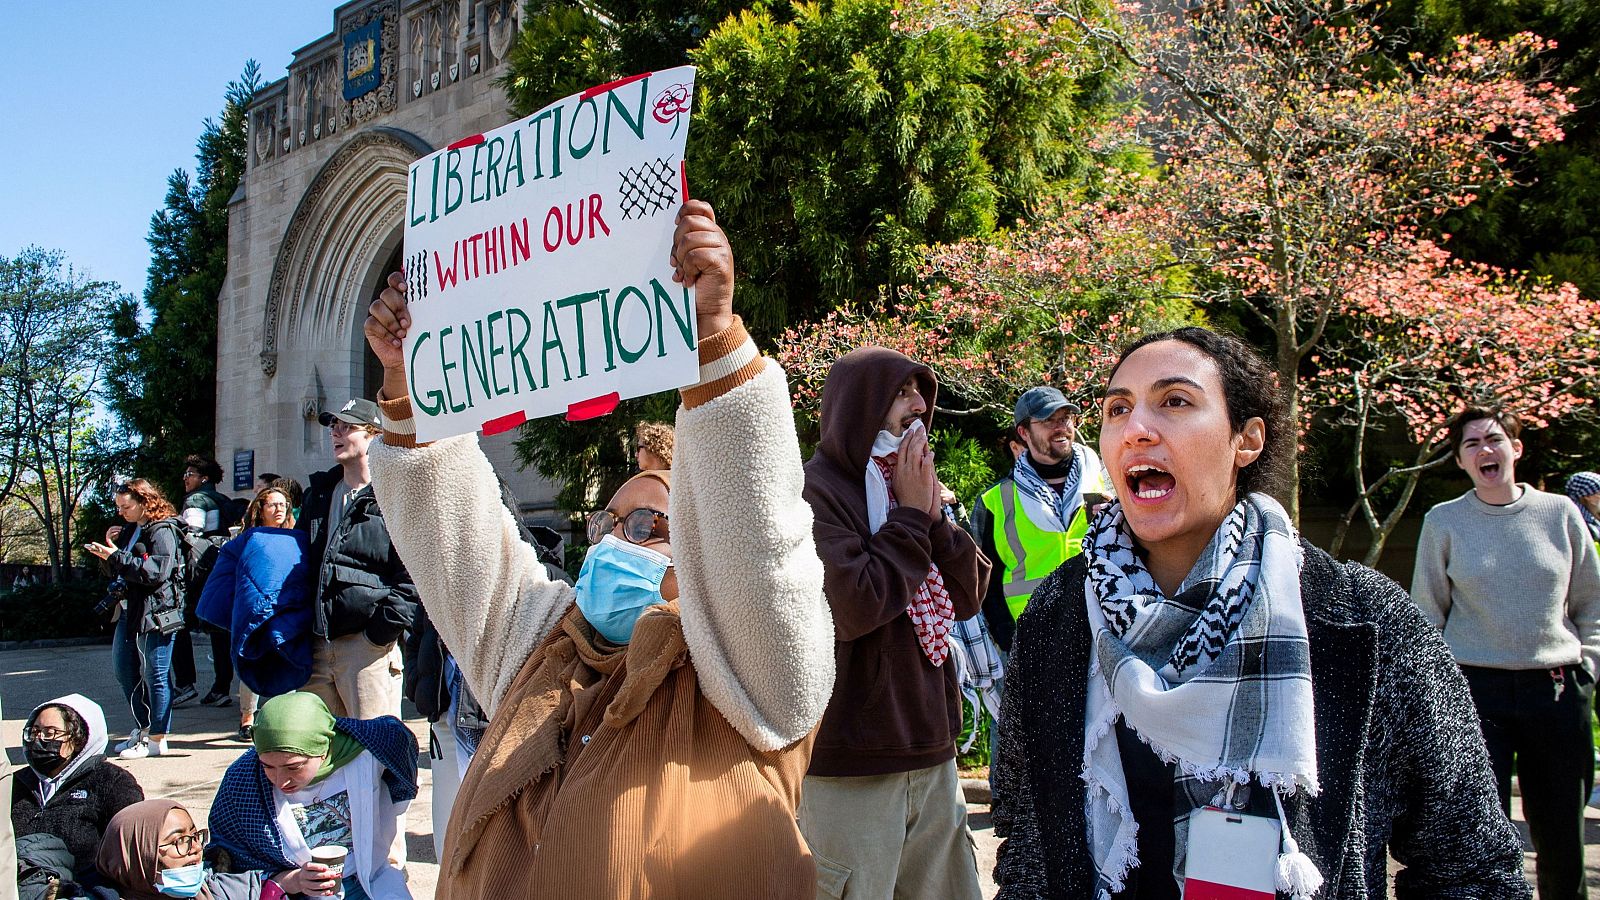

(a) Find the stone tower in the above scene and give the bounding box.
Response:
[216,0,561,520]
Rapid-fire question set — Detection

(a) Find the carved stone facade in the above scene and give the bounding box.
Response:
[217,0,561,517]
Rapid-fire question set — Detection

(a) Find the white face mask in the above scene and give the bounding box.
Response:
[153,863,207,897]
[872,417,924,458]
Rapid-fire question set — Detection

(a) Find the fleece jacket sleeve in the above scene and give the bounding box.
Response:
[367,414,573,719]
[671,319,836,751]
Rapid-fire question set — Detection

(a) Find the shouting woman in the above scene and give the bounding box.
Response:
[992,327,1526,898]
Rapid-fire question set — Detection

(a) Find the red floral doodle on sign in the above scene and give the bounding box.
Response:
[653,83,692,135]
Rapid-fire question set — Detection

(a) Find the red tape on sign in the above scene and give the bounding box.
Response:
[480,410,527,436]
[566,393,621,421]
[581,72,652,100]
[446,133,485,151]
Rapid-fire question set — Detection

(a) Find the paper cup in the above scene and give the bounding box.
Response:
[309,845,347,896]
[309,845,347,872]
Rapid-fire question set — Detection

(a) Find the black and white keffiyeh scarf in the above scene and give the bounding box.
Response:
[1081,493,1318,896]
[1014,448,1083,528]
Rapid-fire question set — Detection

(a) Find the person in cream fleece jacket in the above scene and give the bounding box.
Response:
[361,200,835,899]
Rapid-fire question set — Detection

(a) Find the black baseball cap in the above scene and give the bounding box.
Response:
[318,398,381,429]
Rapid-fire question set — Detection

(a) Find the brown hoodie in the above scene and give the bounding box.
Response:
[802,346,988,776]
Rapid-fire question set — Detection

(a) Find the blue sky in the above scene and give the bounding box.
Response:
[1,3,343,298]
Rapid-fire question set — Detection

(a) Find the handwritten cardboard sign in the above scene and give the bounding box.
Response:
[401,66,698,443]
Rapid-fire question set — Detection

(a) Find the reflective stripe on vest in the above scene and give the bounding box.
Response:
[983,479,1092,621]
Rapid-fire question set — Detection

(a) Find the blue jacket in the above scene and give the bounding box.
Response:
[197,527,315,696]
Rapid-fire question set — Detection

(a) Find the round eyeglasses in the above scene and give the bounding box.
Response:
[586,507,669,545]
[157,828,209,859]
[22,726,70,742]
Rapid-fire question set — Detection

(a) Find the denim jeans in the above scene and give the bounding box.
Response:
[112,612,175,734]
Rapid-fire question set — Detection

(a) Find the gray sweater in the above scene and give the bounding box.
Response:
[1411,485,1600,676]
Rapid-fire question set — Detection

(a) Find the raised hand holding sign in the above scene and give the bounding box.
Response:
[371,200,734,414]
[389,66,700,442]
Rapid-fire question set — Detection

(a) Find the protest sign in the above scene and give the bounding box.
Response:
[401,66,698,443]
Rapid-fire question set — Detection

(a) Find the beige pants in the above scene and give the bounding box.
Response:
[302,633,404,719]
[798,760,982,900]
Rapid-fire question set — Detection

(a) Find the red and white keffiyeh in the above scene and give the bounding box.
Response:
[871,451,954,666]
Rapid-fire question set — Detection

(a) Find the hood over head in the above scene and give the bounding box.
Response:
[814,346,937,473]
[28,692,107,783]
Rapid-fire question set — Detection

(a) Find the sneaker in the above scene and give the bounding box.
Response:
[234,724,254,742]
[119,737,170,760]
[171,685,199,706]
[200,690,233,707]
[112,728,146,754]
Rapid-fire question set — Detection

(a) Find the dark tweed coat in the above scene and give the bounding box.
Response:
[992,540,1530,899]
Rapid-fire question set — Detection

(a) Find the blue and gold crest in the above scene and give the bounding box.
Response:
[343,18,383,100]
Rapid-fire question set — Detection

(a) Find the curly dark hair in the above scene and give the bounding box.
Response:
[1107,326,1293,501]
[28,703,89,755]
[183,455,224,484]
[116,478,178,521]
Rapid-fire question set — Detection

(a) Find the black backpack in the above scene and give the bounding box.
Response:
[224,495,249,530]
[149,519,227,604]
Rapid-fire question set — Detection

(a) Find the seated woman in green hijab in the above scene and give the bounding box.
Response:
[208,693,418,900]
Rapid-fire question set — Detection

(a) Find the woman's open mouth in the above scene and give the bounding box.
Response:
[1126,463,1175,501]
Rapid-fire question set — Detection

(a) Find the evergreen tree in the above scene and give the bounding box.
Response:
[502,1,1124,520]
[105,62,260,497]
[1387,0,1600,298]
[501,0,748,111]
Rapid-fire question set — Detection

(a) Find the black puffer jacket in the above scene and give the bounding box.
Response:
[299,465,418,645]
[11,758,144,881]
[992,541,1530,899]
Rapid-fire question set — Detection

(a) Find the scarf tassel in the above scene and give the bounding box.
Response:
[1273,790,1324,899]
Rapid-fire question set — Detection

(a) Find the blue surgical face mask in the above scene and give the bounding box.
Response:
[154,863,207,898]
[574,534,671,644]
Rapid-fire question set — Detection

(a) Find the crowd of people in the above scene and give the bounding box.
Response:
[4,200,1599,899]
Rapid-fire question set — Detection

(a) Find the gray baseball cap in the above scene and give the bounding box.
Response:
[318,398,381,428]
[1014,386,1080,425]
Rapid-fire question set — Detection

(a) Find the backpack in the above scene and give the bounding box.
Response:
[224,495,249,530]
[149,519,227,606]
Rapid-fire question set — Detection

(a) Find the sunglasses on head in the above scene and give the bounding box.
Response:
[586,507,669,545]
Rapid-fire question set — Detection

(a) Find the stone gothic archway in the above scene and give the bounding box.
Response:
[258,126,432,382]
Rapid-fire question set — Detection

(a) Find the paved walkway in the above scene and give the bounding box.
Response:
[3,642,1594,896]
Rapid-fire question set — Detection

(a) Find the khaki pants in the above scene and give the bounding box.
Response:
[798,760,982,900]
[302,633,404,719]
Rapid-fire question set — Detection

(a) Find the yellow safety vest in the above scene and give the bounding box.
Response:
[980,471,1105,621]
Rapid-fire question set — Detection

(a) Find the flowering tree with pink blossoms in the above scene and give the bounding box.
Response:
[893,0,1576,519]
[775,181,1189,426]
[1306,239,1600,564]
